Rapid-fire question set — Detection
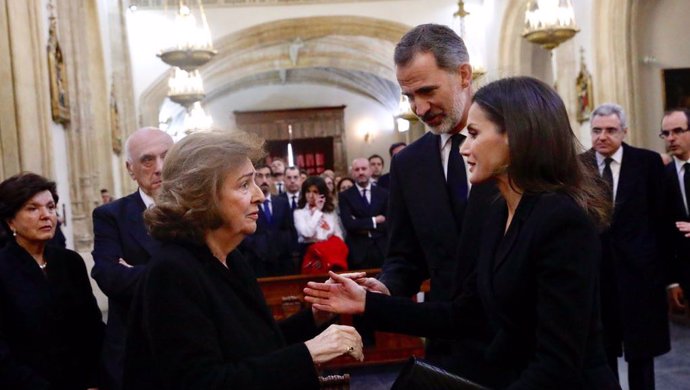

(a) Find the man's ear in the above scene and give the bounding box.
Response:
[125,161,135,179]
[458,63,473,88]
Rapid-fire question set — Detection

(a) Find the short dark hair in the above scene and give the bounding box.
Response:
[368,154,384,166]
[145,130,265,244]
[472,76,610,228]
[388,142,407,157]
[298,176,335,212]
[100,188,109,194]
[663,107,690,127]
[0,172,59,238]
[394,24,469,72]
[255,163,272,173]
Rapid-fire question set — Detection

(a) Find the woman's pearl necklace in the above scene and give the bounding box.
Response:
[39,263,47,270]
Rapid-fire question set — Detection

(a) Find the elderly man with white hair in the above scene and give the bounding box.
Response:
[91,127,174,390]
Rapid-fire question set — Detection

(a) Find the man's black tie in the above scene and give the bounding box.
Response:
[602,157,614,200]
[684,162,690,216]
[263,199,272,224]
[290,195,297,210]
[446,133,468,202]
[361,188,370,208]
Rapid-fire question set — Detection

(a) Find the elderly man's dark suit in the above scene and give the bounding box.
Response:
[338,184,389,269]
[240,194,296,276]
[91,191,160,390]
[582,144,670,388]
[665,162,690,294]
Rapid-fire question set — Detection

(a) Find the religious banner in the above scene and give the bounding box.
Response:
[48,13,70,125]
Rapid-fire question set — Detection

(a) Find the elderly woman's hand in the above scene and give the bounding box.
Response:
[304,324,364,364]
[304,271,367,315]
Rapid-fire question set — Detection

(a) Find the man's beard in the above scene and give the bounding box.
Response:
[423,92,465,135]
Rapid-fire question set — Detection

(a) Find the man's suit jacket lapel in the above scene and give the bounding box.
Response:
[615,143,638,214]
[370,186,385,214]
[666,163,688,219]
[126,192,159,258]
[412,133,456,224]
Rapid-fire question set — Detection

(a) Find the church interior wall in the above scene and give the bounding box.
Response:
[633,0,690,153]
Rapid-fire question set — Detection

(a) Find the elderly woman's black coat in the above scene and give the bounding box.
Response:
[0,241,104,390]
[123,241,322,390]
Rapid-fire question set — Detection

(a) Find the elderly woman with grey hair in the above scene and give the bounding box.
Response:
[123,130,362,390]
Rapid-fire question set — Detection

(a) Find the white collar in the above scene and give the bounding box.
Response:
[595,145,624,166]
[673,155,690,174]
[356,182,372,192]
[138,188,155,209]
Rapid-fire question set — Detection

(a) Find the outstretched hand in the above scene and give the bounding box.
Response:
[304,271,367,315]
[324,272,390,295]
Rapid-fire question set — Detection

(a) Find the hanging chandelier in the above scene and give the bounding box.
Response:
[453,1,486,79]
[523,0,579,50]
[167,67,205,108]
[158,2,217,71]
[183,102,213,134]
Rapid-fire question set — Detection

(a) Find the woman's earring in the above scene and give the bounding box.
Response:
[12,230,16,237]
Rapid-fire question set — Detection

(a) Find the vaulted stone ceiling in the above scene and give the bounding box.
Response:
[139,15,410,125]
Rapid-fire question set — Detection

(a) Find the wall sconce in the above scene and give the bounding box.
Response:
[395,95,416,133]
[357,118,378,144]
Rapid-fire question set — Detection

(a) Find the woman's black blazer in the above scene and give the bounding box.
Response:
[365,193,619,389]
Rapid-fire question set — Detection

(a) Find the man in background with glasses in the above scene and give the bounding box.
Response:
[582,103,670,390]
[661,108,690,318]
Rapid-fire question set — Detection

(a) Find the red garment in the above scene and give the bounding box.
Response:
[301,236,349,275]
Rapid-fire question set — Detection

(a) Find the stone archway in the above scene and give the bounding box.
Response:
[138,16,410,127]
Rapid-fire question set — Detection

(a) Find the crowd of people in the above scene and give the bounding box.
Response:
[0,23,688,390]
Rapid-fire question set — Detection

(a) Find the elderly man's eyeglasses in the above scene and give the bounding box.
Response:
[658,127,690,139]
[591,127,623,136]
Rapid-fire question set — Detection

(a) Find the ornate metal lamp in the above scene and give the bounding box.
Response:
[453,0,486,79]
[395,95,416,133]
[522,0,579,50]
[158,2,217,71]
[167,68,205,108]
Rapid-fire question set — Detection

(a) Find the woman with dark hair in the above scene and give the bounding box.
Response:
[122,131,362,390]
[294,176,346,273]
[0,173,104,390]
[294,176,343,245]
[336,177,354,194]
[305,77,620,389]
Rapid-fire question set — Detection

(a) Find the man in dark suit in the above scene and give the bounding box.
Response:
[240,164,297,276]
[376,142,406,190]
[660,108,690,313]
[582,103,670,390]
[339,157,388,269]
[280,166,302,211]
[91,127,173,390]
[368,25,499,371]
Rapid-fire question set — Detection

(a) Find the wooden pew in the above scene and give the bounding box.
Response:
[258,269,428,368]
